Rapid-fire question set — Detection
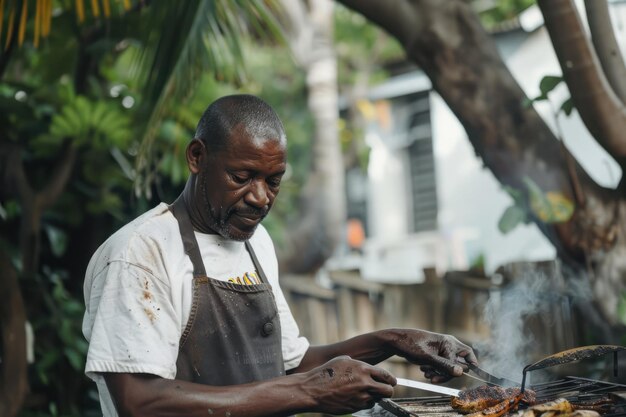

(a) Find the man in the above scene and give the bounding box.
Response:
[83,94,477,417]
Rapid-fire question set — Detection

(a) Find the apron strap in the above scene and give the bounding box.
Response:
[169,197,207,278]
[169,196,270,284]
[245,240,270,285]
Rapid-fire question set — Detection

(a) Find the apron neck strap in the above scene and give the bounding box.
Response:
[244,240,269,284]
[169,197,271,284]
[169,197,207,278]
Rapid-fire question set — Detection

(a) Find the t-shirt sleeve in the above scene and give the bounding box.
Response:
[274,281,310,371]
[84,233,181,381]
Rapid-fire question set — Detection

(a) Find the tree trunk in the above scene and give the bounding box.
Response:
[537,0,626,166]
[0,140,78,414]
[584,0,626,103]
[0,252,28,417]
[336,0,626,327]
[278,0,347,273]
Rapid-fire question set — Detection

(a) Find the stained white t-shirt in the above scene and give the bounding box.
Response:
[82,203,309,417]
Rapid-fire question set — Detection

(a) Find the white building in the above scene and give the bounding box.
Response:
[346,1,626,283]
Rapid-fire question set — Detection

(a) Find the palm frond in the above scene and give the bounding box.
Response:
[133,0,286,197]
[0,0,135,51]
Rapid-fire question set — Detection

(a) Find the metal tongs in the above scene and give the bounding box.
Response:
[464,362,520,387]
[451,355,520,387]
[424,357,520,387]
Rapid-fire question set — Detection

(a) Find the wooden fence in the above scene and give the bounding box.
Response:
[281,263,587,396]
[281,268,495,399]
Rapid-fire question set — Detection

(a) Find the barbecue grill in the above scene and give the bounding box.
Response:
[355,346,626,417]
[375,377,626,417]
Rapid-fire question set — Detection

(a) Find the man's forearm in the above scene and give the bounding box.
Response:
[290,329,402,373]
[104,354,397,417]
[105,372,317,417]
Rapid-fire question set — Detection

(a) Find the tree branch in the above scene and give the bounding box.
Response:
[538,0,626,163]
[0,142,33,205]
[36,142,77,210]
[584,0,626,104]
[337,0,422,48]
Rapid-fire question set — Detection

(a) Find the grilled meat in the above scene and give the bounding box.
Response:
[530,399,574,414]
[465,393,524,417]
[509,399,601,417]
[451,385,537,412]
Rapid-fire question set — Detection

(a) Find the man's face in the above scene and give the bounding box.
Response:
[197,127,287,241]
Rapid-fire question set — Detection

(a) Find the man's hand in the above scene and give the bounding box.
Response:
[387,329,478,383]
[300,356,396,415]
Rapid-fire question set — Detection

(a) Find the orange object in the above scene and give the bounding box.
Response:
[347,218,365,250]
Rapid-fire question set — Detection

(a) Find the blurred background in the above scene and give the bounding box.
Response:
[1,0,626,415]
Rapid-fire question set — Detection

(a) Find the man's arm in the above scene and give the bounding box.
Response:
[290,328,477,383]
[103,356,396,417]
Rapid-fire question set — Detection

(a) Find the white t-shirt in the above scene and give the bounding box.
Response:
[82,203,310,416]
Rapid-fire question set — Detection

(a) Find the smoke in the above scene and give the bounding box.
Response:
[474,261,593,384]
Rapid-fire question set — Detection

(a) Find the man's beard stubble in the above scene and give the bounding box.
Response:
[199,170,266,241]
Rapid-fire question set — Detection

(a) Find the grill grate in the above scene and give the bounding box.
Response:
[378,377,626,417]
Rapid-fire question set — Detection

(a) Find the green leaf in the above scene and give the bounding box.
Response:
[528,94,548,104]
[172,155,184,184]
[49,114,74,138]
[545,191,575,222]
[90,102,109,128]
[49,95,132,150]
[503,185,524,204]
[522,97,534,108]
[539,75,563,97]
[64,347,85,371]
[37,350,60,379]
[523,177,574,223]
[62,298,85,315]
[44,225,68,257]
[617,292,626,326]
[560,98,574,116]
[48,402,59,417]
[523,177,551,221]
[59,104,85,138]
[498,205,526,234]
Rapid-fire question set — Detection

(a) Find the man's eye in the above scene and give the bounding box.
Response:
[268,178,282,188]
[231,174,249,184]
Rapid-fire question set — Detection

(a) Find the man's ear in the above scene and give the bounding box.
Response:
[186,139,206,174]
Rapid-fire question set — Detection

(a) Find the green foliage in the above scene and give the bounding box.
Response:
[497,177,575,234]
[498,205,527,234]
[44,225,68,257]
[132,0,285,194]
[560,98,574,116]
[478,0,537,29]
[334,4,403,86]
[525,74,574,116]
[538,75,563,100]
[523,177,574,223]
[41,95,131,150]
[25,267,90,416]
[153,73,235,188]
[236,41,312,248]
[469,253,486,273]
[0,2,401,415]
[618,292,626,326]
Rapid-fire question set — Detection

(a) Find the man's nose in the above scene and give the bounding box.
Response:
[246,180,270,207]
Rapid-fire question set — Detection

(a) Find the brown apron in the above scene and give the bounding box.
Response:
[169,198,285,385]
